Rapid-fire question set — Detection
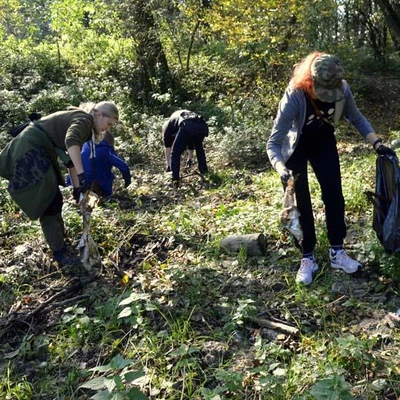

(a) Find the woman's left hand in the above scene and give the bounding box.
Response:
[376,144,397,157]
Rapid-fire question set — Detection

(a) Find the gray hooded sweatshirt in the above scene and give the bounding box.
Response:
[267,80,374,168]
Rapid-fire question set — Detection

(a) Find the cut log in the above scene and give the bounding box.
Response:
[220,233,267,256]
[248,316,299,336]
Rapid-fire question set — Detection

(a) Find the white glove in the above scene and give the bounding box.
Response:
[275,161,291,183]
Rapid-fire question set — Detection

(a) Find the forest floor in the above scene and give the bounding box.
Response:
[355,72,400,135]
[1,73,400,399]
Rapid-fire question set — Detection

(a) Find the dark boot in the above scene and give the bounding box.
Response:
[52,247,81,267]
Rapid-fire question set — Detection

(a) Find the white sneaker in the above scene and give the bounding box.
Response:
[296,258,319,285]
[330,249,361,273]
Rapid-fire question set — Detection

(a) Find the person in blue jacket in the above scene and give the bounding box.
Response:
[267,51,396,285]
[75,131,131,197]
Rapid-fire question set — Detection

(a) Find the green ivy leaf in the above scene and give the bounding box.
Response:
[119,293,151,306]
[309,376,353,400]
[169,344,189,357]
[124,370,145,382]
[89,365,111,373]
[113,375,124,391]
[91,390,112,400]
[118,307,132,319]
[109,354,133,370]
[104,377,117,393]
[127,387,149,400]
[79,377,106,390]
[110,393,125,400]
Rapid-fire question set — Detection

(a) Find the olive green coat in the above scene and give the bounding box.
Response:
[0,109,93,220]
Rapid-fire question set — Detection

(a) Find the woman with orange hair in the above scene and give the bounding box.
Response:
[267,52,395,285]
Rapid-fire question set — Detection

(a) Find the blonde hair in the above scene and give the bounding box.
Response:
[289,51,326,97]
[79,101,119,120]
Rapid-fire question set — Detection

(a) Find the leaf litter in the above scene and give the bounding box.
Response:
[1,154,400,398]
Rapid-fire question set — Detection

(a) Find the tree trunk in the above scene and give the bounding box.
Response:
[186,19,201,72]
[220,233,267,256]
[135,1,173,95]
[120,0,176,100]
[374,0,400,45]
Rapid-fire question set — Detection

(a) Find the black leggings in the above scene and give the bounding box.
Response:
[285,131,346,254]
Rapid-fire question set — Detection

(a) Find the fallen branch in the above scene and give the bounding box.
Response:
[36,271,62,281]
[0,274,99,338]
[43,294,90,310]
[27,275,99,318]
[247,316,300,336]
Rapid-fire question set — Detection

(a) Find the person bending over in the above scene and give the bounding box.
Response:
[0,101,119,265]
[162,109,209,184]
[78,131,131,197]
[267,52,396,285]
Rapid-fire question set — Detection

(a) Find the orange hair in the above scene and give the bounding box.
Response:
[289,51,327,97]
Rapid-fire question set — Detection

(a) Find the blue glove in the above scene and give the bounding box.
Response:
[276,162,291,185]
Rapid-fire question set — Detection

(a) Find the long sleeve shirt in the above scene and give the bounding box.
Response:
[267,80,374,168]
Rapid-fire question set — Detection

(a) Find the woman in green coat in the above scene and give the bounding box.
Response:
[0,101,119,265]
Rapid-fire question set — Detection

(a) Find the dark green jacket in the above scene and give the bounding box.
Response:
[0,109,93,220]
[36,109,94,150]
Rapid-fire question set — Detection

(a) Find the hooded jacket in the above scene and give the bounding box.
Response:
[267,80,374,168]
[81,139,131,196]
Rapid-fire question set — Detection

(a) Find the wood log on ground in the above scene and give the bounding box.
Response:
[220,233,267,256]
[248,316,299,336]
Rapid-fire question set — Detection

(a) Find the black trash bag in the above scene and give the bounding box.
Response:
[365,154,400,253]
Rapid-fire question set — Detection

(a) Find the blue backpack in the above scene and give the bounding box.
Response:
[366,154,400,253]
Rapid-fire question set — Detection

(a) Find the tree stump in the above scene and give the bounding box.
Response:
[220,233,267,256]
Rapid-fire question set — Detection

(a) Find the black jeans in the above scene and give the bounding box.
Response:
[285,130,346,254]
[171,119,208,180]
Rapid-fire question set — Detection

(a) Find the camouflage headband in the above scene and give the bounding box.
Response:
[311,55,345,102]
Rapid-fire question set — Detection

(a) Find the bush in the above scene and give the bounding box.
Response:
[211,120,271,169]
[0,40,69,129]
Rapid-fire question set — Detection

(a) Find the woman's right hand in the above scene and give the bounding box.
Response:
[275,161,291,184]
[72,187,81,203]
[78,173,90,194]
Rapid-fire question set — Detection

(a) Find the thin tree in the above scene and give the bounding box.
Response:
[374,0,400,48]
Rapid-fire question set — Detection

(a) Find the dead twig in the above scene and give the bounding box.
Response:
[43,294,90,310]
[36,270,62,281]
